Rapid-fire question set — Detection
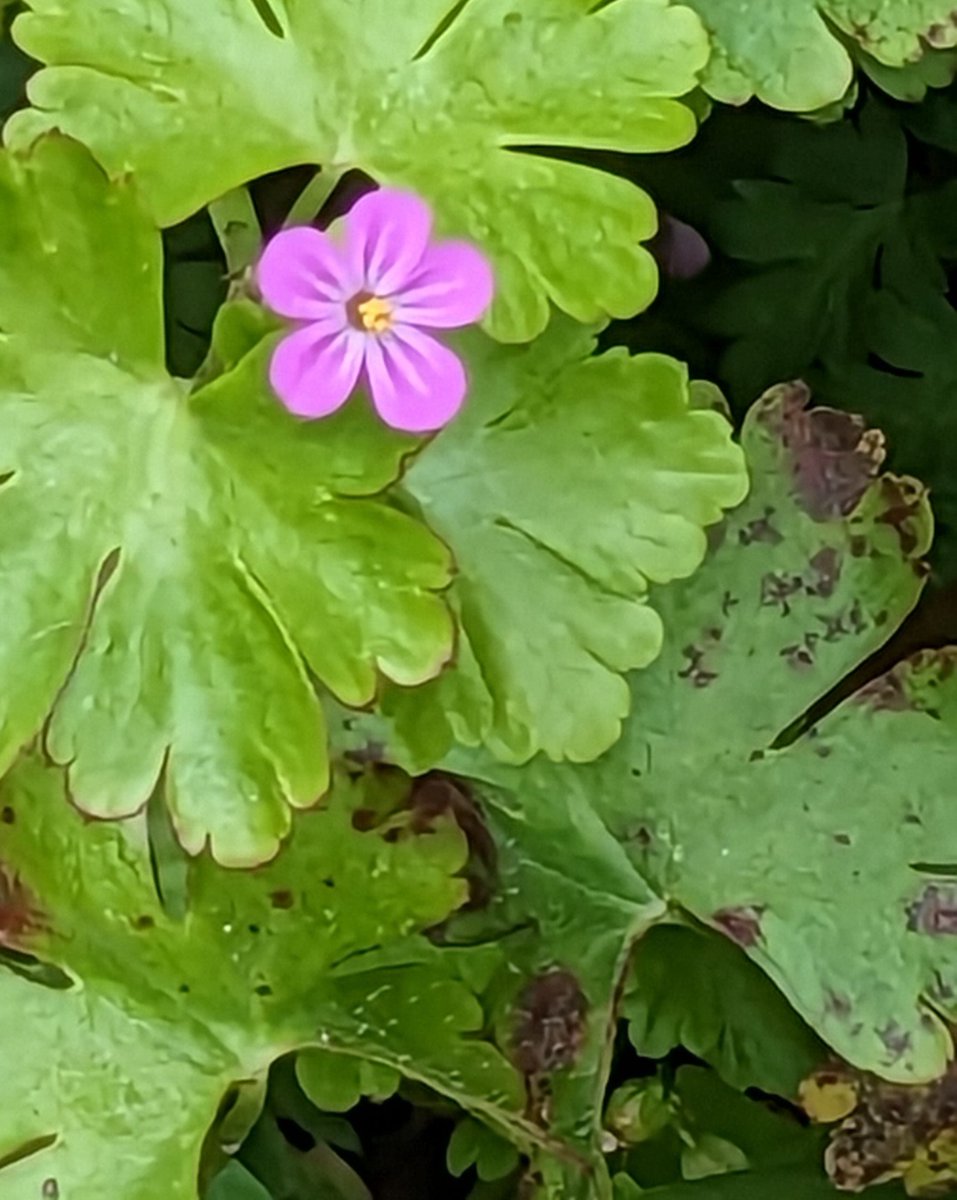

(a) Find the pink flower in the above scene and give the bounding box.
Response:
[256,189,495,433]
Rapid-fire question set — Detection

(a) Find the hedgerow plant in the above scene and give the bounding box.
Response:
[3,3,957,1199]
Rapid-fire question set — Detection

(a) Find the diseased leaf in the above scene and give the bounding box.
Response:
[0,135,453,865]
[404,767,667,1199]
[7,0,710,341]
[673,99,957,573]
[451,382,957,1082]
[801,1059,957,1195]
[686,0,957,111]
[384,322,747,765]
[0,754,526,1200]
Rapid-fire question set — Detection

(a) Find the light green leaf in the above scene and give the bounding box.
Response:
[296,1051,399,1113]
[0,754,525,1200]
[0,135,453,866]
[384,321,747,765]
[454,382,957,1082]
[7,0,710,341]
[624,924,826,1098]
[685,0,957,110]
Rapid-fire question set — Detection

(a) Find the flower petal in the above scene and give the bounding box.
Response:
[393,241,495,329]
[258,227,353,319]
[346,189,432,296]
[269,322,365,419]
[364,326,467,433]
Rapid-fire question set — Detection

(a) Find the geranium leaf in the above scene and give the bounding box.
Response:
[623,924,827,1098]
[0,754,524,1199]
[451,383,957,1082]
[684,99,957,574]
[0,136,453,865]
[382,321,748,765]
[7,0,710,341]
[685,0,957,111]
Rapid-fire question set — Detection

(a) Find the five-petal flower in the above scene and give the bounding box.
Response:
[257,189,494,433]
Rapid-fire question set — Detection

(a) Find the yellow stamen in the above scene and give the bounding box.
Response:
[356,295,394,334]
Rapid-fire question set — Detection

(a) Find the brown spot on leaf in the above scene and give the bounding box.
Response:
[408,774,497,911]
[856,667,913,712]
[757,383,885,520]
[739,506,783,546]
[818,612,848,642]
[712,905,764,947]
[0,866,45,947]
[929,970,955,1003]
[825,990,853,1018]
[510,967,589,1077]
[760,571,804,615]
[808,547,842,597]
[926,17,957,47]
[42,1180,59,1200]
[857,651,957,714]
[1,806,13,824]
[907,884,957,936]
[874,477,926,557]
[821,1059,957,1192]
[878,1022,913,1060]
[781,632,819,671]
[269,889,294,910]
[678,644,717,688]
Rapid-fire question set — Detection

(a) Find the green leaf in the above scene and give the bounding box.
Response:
[447,1118,521,1182]
[296,1051,399,1112]
[0,135,453,865]
[624,924,826,1098]
[648,96,957,576]
[685,0,957,110]
[384,322,747,765]
[236,1105,371,1200]
[608,1065,821,1193]
[207,1162,273,1200]
[672,1068,815,1175]
[0,753,525,1200]
[427,767,668,1200]
[453,382,957,1082]
[7,0,710,341]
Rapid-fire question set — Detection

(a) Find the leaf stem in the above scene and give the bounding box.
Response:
[209,185,262,279]
[284,166,346,228]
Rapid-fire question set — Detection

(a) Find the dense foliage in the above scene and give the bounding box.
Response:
[4,3,957,1199]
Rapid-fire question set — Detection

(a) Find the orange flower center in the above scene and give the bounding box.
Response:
[347,292,394,334]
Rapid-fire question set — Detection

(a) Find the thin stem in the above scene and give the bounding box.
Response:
[283,166,346,228]
[208,185,262,278]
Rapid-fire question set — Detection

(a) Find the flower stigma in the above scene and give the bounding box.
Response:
[348,292,394,334]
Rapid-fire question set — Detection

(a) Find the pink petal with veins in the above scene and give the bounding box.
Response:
[269,321,365,419]
[257,226,354,319]
[394,240,495,328]
[346,189,432,295]
[364,325,467,433]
